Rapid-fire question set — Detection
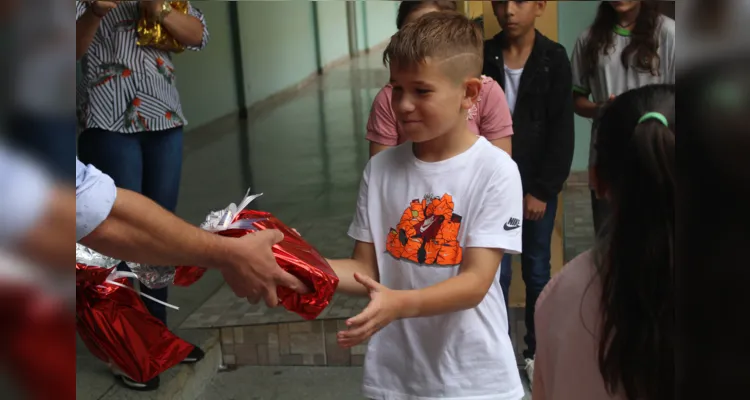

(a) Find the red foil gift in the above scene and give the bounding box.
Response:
[173,265,207,287]
[76,245,194,383]
[0,285,75,400]
[183,190,339,320]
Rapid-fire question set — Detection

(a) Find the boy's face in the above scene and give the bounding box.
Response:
[389,58,481,143]
[608,1,641,14]
[493,1,545,38]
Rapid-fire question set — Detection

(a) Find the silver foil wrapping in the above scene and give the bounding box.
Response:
[123,263,175,290]
[76,244,121,269]
[76,243,174,289]
[119,189,264,290]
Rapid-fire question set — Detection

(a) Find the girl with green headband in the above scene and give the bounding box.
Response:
[570,1,675,236]
[533,84,675,400]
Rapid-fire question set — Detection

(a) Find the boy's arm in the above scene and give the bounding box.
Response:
[573,92,599,119]
[527,48,576,203]
[330,161,378,297]
[398,247,504,318]
[327,241,379,297]
[338,167,523,346]
[338,246,507,347]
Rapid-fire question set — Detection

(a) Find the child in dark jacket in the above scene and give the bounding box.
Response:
[482,0,575,388]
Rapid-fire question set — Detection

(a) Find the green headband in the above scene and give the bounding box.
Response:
[638,112,669,127]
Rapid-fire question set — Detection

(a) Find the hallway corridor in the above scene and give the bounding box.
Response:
[76,48,595,399]
[77,48,392,399]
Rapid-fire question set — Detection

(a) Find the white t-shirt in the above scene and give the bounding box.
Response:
[503,66,524,115]
[348,137,525,400]
[571,16,676,167]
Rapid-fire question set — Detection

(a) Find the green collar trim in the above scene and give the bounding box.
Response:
[613,25,632,37]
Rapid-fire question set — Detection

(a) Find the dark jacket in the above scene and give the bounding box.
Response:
[483,30,575,202]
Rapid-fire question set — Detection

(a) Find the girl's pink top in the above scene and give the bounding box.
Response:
[533,250,628,400]
[365,76,514,145]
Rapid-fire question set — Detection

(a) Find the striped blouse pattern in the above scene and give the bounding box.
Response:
[76,1,209,134]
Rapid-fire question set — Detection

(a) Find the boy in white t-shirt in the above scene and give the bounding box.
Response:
[326,11,525,400]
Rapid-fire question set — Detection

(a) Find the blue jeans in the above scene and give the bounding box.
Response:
[500,195,557,359]
[77,127,184,324]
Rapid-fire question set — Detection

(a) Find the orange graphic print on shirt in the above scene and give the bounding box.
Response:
[386,193,463,266]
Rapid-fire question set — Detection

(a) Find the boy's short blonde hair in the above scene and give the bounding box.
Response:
[383,11,484,81]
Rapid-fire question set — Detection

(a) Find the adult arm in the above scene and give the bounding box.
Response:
[152,1,209,49]
[75,159,307,305]
[527,47,575,203]
[75,1,113,60]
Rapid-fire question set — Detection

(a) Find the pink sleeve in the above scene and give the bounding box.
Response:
[478,78,514,140]
[365,86,400,146]
[533,266,558,400]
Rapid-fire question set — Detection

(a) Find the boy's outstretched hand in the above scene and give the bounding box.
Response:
[337,273,410,348]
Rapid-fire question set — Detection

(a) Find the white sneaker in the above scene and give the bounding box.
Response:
[524,358,535,390]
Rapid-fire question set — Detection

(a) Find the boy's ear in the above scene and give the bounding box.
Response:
[535,1,547,16]
[461,77,482,111]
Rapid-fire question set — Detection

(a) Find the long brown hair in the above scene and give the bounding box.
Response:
[593,84,675,400]
[582,1,662,81]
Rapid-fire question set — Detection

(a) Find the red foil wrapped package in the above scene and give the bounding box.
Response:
[183,190,339,320]
[76,245,194,383]
[173,265,208,287]
[0,285,75,400]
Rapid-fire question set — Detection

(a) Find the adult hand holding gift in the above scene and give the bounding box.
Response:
[128,189,339,319]
[76,160,309,308]
[196,190,338,318]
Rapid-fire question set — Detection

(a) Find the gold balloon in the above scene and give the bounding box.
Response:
[136,1,189,53]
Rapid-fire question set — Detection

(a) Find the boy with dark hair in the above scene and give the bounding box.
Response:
[482,0,575,386]
[327,11,525,400]
[395,0,457,30]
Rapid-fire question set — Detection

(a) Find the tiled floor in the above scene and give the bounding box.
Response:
[563,178,596,262]
[203,365,533,400]
[204,305,530,369]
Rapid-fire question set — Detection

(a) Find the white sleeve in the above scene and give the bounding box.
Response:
[76,158,117,241]
[347,161,374,243]
[464,161,524,255]
[571,33,590,96]
[662,17,676,84]
[185,2,210,51]
[0,144,53,246]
